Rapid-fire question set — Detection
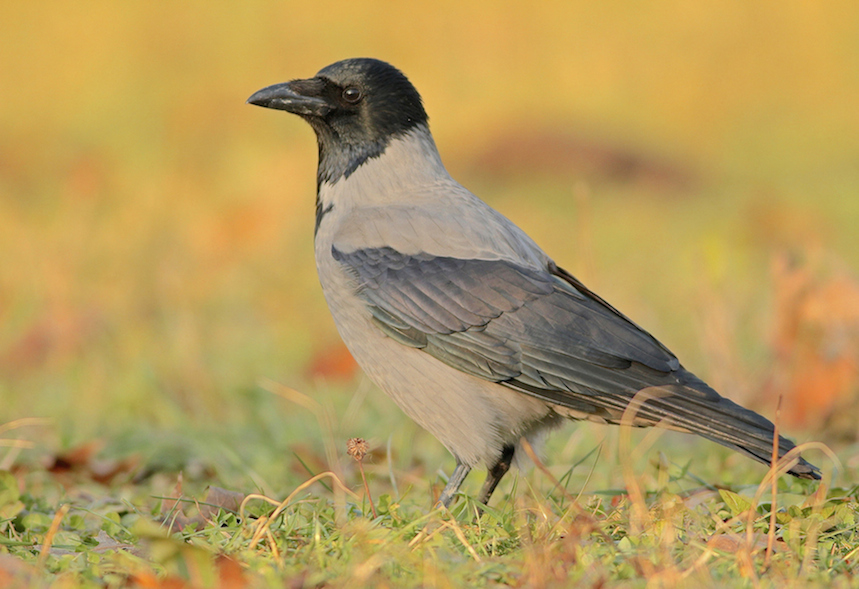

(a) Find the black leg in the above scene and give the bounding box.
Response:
[436,461,471,508]
[477,444,515,505]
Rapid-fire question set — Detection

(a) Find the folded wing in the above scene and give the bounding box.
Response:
[332,245,820,479]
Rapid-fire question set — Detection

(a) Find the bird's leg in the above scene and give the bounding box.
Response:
[477,444,515,506]
[436,461,471,508]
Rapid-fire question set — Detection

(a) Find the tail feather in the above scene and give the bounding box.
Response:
[644,372,821,480]
[512,368,822,479]
[681,394,821,480]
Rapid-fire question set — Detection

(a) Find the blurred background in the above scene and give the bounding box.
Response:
[1,2,857,492]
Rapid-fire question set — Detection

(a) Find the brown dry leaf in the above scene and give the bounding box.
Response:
[214,556,248,589]
[46,440,104,471]
[165,472,183,512]
[45,440,139,485]
[199,487,246,520]
[89,456,140,484]
[130,571,189,589]
[708,535,743,553]
[161,510,201,535]
[161,478,248,534]
[678,488,720,510]
[610,494,628,508]
[707,534,785,554]
[161,473,202,534]
[129,548,249,588]
[0,555,37,587]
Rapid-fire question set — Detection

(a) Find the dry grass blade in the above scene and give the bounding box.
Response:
[260,378,347,520]
[617,387,673,534]
[259,378,323,414]
[408,523,443,550]
[239,471,359,550]
[0,418,53,470]
[439,519,481,562]
[0,440,35,448]
[764,396,782,567]
[37,504,70,568]
[750,441,840,515]
[519,438,611,547]
[519,437,578,508]
[0,418,53,436]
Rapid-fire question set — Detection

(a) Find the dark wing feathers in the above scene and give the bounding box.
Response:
[332,246,820,479]
[425,330,521,381]
[334,248,548,333]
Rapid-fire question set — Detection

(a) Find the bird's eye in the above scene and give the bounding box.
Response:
[342,86,363,104]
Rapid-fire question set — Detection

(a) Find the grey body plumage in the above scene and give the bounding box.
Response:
[248,58,819,507]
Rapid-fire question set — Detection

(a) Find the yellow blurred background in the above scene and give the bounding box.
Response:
[2,1,858,450]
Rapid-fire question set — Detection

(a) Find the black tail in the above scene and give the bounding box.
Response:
[505,360,821,479]
[649,371,821,480]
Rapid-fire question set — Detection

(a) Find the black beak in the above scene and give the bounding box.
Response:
[247,81,332,117]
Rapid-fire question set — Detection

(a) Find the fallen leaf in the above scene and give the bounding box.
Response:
[45,440,139,485]
[215,556,247,589]
[707,534,783,554]
[199,487,245,520]
[160,478,248,534]
[0,554,37,587]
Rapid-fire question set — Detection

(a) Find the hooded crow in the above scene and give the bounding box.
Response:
[248,58,820,507]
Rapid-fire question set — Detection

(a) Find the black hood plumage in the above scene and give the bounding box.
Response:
[248,58,429,186]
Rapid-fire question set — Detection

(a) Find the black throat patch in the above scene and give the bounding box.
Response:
[314,126,389,188]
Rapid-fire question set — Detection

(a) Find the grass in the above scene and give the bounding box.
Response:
[2,1,859,586]
[2,393,857,588]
